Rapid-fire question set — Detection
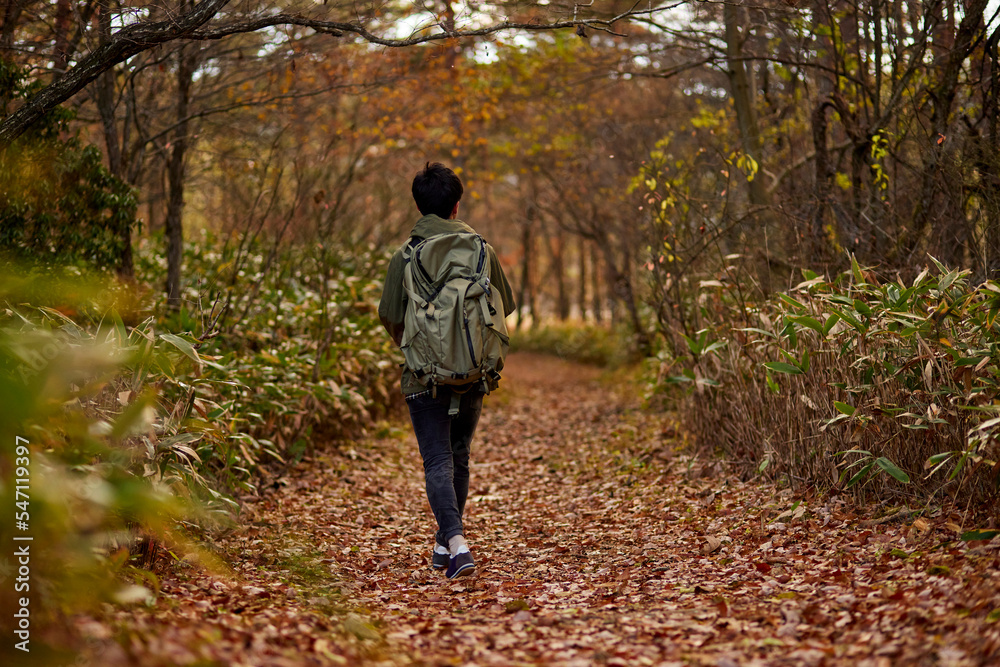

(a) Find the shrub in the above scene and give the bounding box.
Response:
[654,257,1000,511]
[0,291,209,636]
[133,229,401,484]
[0,226,404,643]
[0,58,137,274]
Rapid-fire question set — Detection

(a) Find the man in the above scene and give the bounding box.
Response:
[378,162,515,579]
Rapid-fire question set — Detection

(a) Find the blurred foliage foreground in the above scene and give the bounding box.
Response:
[0,233,398,651]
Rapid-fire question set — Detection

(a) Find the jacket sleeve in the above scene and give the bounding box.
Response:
[378,249,407,346]
[488,246,517,318]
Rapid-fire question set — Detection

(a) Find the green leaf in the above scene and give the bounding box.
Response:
[778,348,800,366]
[680,333,702,355]
[927,254,948,274]
[207,401,235,419]
[850,253,864,284]
[846,461,876,488]
[834,401,856,416]
[737,327,778,339]
[955,356,989,367]
[949,451,971,481]
[160,333,201,365]
[765,371,780,394]
[925,452,954,477]
[763,362,803,375]
[938,270,959,292]
[790,316,824,333]
[703,340,728,354]
[823,413,852,428]
[875,457,910,483]
[828,306,865,332]
[823,313,841,335]
[960,529,1000,542]
[778,293,807,312]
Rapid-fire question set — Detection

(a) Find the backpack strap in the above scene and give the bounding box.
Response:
[402,236,421,262]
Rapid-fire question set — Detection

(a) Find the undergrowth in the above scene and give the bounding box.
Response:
[652,257,1000,517]
[510,321,637,368]
[0,228,400,633]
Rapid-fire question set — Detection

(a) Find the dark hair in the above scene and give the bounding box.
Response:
[412,162,463,219]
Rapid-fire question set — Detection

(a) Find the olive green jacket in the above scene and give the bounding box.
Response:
[378,214,516,395]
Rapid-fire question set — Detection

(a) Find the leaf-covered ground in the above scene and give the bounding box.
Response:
[78,354,1000,666]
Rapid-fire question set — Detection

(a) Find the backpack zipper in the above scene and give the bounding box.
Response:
[464,281,479,367]
[475,236,486,274]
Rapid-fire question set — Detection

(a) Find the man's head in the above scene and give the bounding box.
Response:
[412,162,463,219]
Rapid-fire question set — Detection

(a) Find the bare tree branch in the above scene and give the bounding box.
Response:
[0,2,676,147]
[0,0,231,146]
[182,5,675,45]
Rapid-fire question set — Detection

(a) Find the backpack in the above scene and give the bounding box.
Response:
[400,231,509,412]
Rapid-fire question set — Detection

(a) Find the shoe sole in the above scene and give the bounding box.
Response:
[447,563,476,579]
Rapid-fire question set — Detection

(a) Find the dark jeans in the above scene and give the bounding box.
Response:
[407,388,484,548]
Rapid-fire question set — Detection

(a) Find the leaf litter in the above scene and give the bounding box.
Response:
[74,353,1000,666]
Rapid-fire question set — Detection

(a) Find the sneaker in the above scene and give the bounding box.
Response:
[432,545,450,570]
[446,551,475,579]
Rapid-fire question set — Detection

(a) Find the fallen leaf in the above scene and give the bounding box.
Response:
[702,536,723,554]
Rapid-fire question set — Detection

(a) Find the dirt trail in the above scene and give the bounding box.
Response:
[81,353,999,666]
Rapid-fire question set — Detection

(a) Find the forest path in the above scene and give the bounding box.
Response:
[91,353,999,666]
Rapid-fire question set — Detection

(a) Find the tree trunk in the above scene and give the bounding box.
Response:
[515,204,535,330]
[1,0,28,55]
[910,0,989,264]
[577,234,587,321]
[52,0,73,72]
[810,100,834,267]
[723,0,774,293]
[599,242,649,356]
[591,242,602,323]
[981,27,1000,279]
[94,2,133,278]
[552,227,569,320]
[165,41,196,308]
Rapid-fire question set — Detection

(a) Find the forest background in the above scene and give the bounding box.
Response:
[2,0,1000,651]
